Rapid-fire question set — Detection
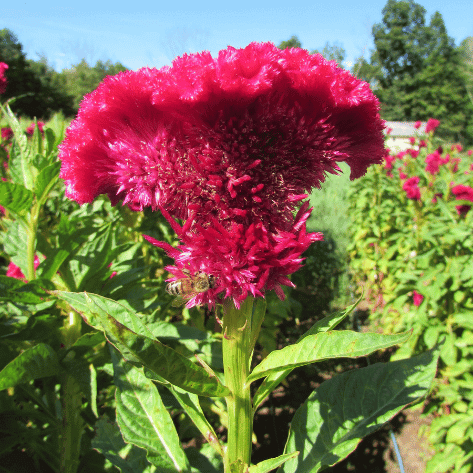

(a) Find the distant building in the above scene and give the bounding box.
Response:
[384,121,427,151]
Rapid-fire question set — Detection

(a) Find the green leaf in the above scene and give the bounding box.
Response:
[0,343,61,391]
[92,417,155,473]
[54,291,230,397]
[249,452,299,473]
[36,248,71,280]
[34,161,61,205]
[248,330,410,384]
[0,104,33,189]
[252,301,360,410]
[279,348,439,473]
[3,220,29,275]
[0,181,34,217]
[168,385,224,456]
[111,349,191,472]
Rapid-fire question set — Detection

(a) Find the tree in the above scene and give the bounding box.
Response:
[311,42,346,67]
[370,1,473,143]
[60,59,128,109]
[277,35,302,50]
[0,28,74,118]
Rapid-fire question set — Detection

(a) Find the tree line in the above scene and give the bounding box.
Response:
[1,0,473,143]
[0,28,127,119]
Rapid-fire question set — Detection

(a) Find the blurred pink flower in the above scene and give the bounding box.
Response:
[409,137,416,145]
[425,118,440,133]
[26,122,45,136]
[451,184,473,216]
[413,290,423,306]
[1,127,13,141]
[414,121,421,129]
[402,176,421,200]
[0,63,8,95]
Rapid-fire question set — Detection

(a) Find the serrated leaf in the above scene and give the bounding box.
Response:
[92,417,155,473]
[3,220,29,275]
[248,330,410,384]
[253,301,360,410]
[1,104,33,189]
[111,349,191,472]
[250,452,299,473]
[0,181,34,217]
[54,290,230,397]
[279,348,439,473]
[0,343,61,390]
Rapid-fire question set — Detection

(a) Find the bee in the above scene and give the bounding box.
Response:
[166,270,215,306]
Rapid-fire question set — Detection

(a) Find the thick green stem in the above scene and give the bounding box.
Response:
[222,297,255,472]
[60,311,83,473]
[26,205,39,281]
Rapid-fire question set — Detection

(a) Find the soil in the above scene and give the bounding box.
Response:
[250,310,434,472]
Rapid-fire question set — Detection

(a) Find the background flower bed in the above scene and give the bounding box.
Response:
[347,126,473,473]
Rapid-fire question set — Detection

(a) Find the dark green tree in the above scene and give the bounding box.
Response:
[370,1,473,143]
[277,35,302,50]
[60,59,128,109]
[0,28,75,118]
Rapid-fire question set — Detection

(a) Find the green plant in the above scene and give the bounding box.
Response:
[347,124,473,472]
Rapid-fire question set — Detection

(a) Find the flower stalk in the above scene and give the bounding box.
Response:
[60,311,83,473]
[222,297,255,472]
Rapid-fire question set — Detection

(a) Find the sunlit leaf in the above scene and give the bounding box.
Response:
[112,349,191,472]
[248,330,410,384]
[279,348,439,473]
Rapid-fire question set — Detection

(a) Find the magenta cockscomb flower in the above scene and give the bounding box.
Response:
[403,176,421,201]
[59,42,386,307]
[425,118,440,134]
[451,184,473,216]
[414,121,421,129]
[0,63,8,95]
[59,42,385,222]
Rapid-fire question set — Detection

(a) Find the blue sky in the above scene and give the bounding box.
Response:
[3,0,473,72]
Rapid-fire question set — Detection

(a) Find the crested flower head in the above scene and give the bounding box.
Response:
[425,118,440,134]
[403,176,421,201]
[0,63,8,95]
[58,42,386,307]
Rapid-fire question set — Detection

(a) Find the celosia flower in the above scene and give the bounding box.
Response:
[408,149,419,158]
[1,127,13,141]
[386,127,393,135]
[451,184,473,216]
[425,151,444,175]
[0,63,8,95]
[144,203,323,307]
[6,255,42,282]
[414,121,421,129]
[58,42,386,307]
[399,170,407,180]
[425,118,440,134]
[468,150,472,157]
[412,290,423,306]
[409,137,416,145]
[26,122,45,136]
[403,176,421,201]
[419,140,427,148]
